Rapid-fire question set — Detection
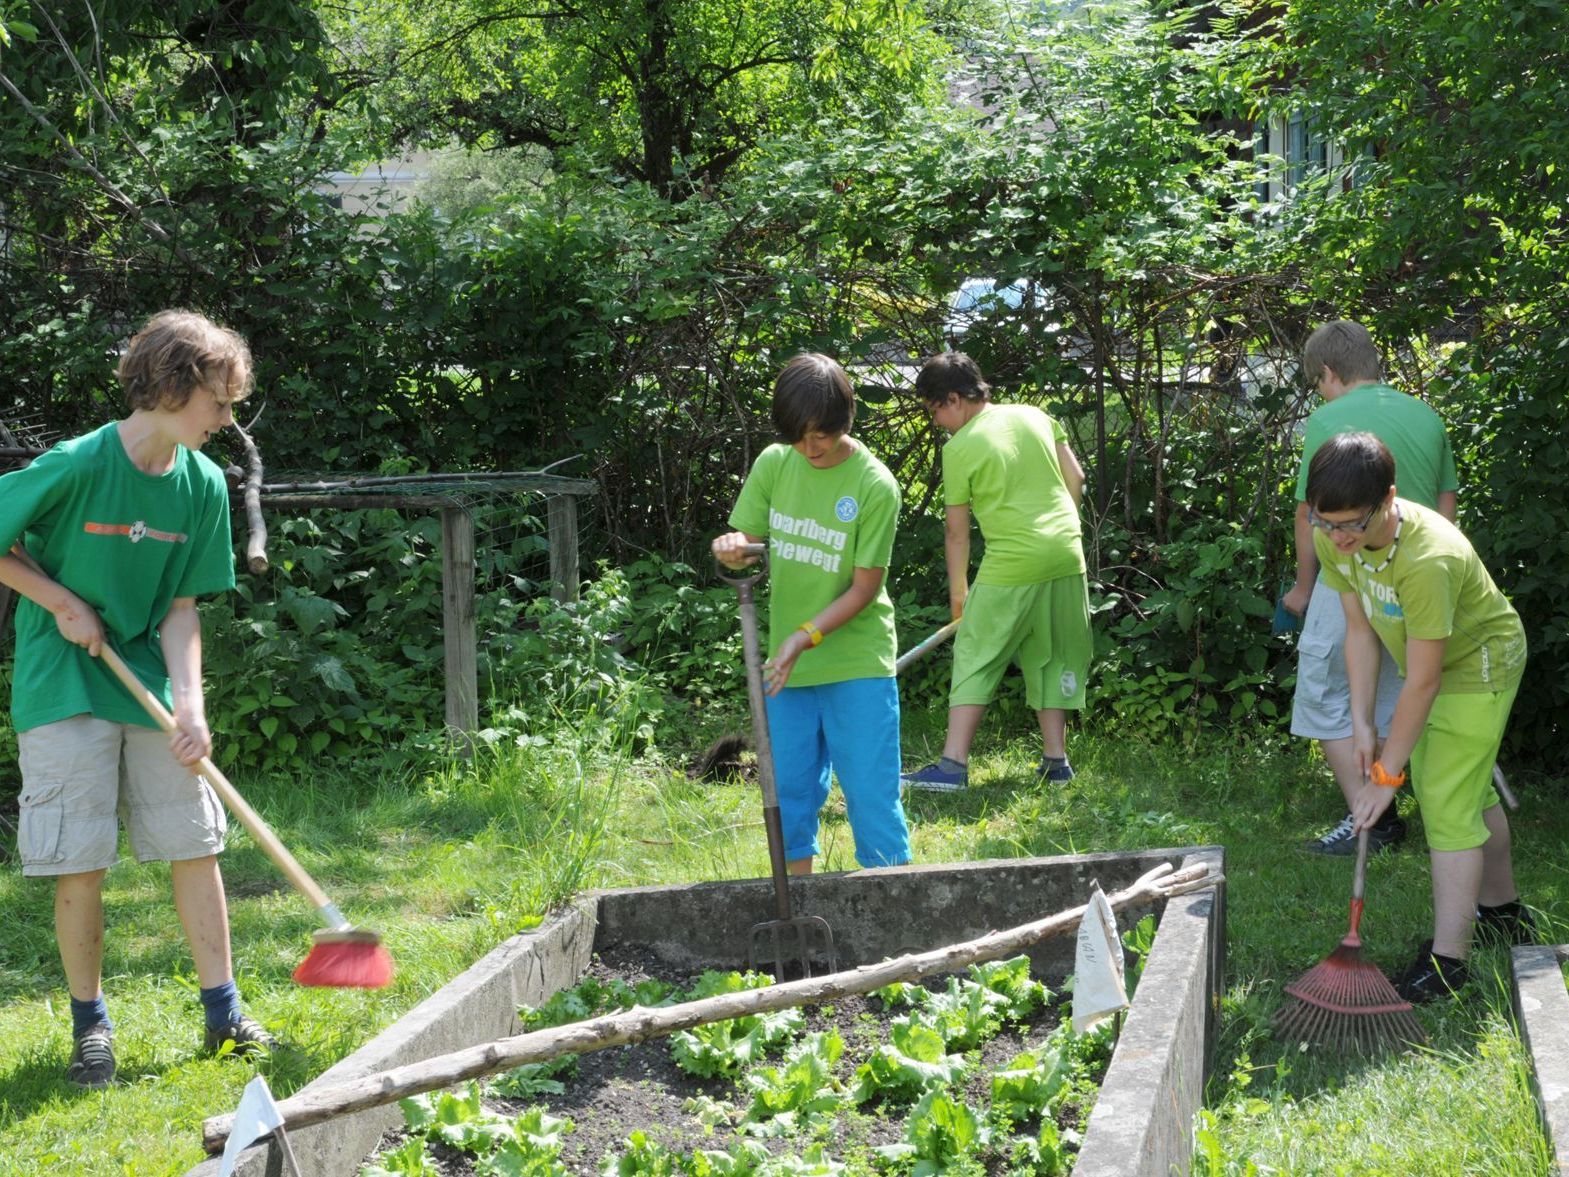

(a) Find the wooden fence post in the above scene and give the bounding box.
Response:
[440,506,477,753]
[548,494,580,604]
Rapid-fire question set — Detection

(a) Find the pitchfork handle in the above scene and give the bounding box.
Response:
[721,553,795,922]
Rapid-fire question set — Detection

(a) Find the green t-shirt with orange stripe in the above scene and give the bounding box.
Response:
[0,422,235,731]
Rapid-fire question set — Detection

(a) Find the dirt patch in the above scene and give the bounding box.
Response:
[365,945,1104,1174]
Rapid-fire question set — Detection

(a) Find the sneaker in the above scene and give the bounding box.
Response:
[66,1024,115,1089]
[1393,939,1469,1004]
[901,760,968,793]
[204,1014,278,1057]
[1474,902,1538,948]
[1036,757,1075,783]
[1304,812,1406,856]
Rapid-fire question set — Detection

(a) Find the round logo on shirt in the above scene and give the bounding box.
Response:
[129,520,148,543]
[835,496,859,522]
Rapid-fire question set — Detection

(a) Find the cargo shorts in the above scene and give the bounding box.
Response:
[16,715,227,877]
[1290,580,1401,741]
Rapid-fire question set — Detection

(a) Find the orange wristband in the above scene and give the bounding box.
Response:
[1370,761,1407,789]
[797,621,823,647]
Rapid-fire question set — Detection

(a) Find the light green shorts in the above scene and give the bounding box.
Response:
[16,715,228,876]
[950,574,1091,711]
[1408,683,1518,852]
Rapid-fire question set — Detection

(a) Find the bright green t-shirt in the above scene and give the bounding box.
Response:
[1294,383,1457,508]
[1315,500,1525,694]
[0,422,236,732]
[728,441,899,686]
[942,403,1085,586]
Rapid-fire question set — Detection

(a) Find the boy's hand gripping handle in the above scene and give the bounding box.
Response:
[96,644,347,928]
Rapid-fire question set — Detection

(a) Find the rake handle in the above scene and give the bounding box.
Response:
[1347,827,1370,940]
[97,644,337,917]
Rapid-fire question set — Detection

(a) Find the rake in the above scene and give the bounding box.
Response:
[1275,827,1423,1051]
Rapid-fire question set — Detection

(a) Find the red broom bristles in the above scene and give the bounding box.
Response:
[293,930,395,989]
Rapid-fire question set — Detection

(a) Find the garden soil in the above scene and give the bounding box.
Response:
[366,945,1098,1175]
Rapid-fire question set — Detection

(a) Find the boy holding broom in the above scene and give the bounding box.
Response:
[1307,431,1531,1000]
[900,351,1089,792]
[0,309,274,1087]
[712,353,911,874]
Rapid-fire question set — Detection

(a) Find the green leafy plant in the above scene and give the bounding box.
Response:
[359,1136,440,1176]
[968,956,1052,1021]
[478,1106,576,1176]
[903,979,1014,1052]
[399,1082,518,1157]
[1004,1121,1072,1177]
[849,1020,968,1105]
[739,1030,846,1135]
[600,1130,684,1176]
[990,1045,1073,1127]
[873,1089,990,1176]
[671,972,806,1079]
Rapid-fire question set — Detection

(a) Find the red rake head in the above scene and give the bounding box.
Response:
[293,929,395,989]
[1275,941,1424,1052]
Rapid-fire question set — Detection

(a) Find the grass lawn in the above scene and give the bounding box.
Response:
[0,712,1563,1175]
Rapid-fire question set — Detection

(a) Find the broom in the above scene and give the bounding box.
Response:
[1275,827,1422,1050]
[98,644,393,989]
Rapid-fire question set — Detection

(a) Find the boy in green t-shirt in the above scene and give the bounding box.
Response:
[900,352,1090,792]
[712,353,911,874]
[0,310,275,1087]
[1307,431,1532,1001]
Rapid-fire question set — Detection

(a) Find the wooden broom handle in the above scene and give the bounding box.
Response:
[97,644,335,913]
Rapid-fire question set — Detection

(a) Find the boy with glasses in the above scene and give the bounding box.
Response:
[1282,320,1458,854]
[1306,431,1529,999]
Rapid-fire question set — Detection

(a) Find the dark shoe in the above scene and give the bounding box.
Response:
[66,1024,115,1089]
[1304,813,1406,856]
[1475,902,1538,948]
[1036,757,1075,783]
[1394,940,1469,1004]
[204,1014,278,1057]
[901,760,968,793]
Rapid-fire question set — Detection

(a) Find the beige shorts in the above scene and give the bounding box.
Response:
[16,715,227,877]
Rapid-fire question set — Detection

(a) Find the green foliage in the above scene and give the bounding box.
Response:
[1123,915,1158,989]
[990,1045,1073,1128]
[1004,1121,1071,1177]
[848,1020,968,1105]
[671,971,807,1079]
[360,1135,441,1176]
[968,956,1051,1021]
[739,1030,846,1135]
[400,1082,522,1156]
[872,1089,990,1176]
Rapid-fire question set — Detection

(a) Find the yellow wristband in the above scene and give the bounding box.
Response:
[797,621,823,647]
[1370,761,1407,789]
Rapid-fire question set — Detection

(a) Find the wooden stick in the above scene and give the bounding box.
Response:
[202,860,1220,1151]
[232,420,269,575]
[894,619,961,674]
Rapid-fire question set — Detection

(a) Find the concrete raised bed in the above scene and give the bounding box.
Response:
[190,845,1224,1177]
[1511,943,1569,1175]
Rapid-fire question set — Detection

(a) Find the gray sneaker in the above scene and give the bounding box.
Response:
[66,1024,115,1089]
[1305,813,1406,856]
[204,1014,278,1057]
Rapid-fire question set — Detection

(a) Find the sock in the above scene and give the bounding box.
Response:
[199,980,243,1031]
[1042,756,1069,769]
[938,756,967,773]
[70,995,111,1038]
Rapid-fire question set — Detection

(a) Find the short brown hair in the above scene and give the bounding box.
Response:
[1302,320,1382,387]
[771,353,854,442]
[914,350,990,406]
[117,309,254,411]
[1306,431,1396,513]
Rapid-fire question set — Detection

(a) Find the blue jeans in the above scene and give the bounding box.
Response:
[763,676,911,867]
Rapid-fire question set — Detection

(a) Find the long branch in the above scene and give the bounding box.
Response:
[203,860,1220,1151]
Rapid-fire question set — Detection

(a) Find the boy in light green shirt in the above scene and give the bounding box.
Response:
[1307,431,1532,1002]
[713,353,911,874]
[900,352,1090,792]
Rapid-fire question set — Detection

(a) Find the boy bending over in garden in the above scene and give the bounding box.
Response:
[0,310,275,1087]
[712,353,911,874]
[1308,431,1533,1001]
[901,352,1089,793]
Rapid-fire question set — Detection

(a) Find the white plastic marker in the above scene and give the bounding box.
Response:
[220,1076,301,1177]
[1072,882,1129,1034]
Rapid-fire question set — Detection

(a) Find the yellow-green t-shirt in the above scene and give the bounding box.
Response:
[729,441,899,686]
[1315,500,1525,693]
[942,403,1085,585]
[0,422,236,731]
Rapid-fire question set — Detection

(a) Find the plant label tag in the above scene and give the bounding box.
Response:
[1072,883,1129,1033]
[220,1076,287,1176]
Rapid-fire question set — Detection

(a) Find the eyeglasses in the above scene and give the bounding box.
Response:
[1307,504,1380,535]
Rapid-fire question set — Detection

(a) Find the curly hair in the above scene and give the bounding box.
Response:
[116,309,253,411]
